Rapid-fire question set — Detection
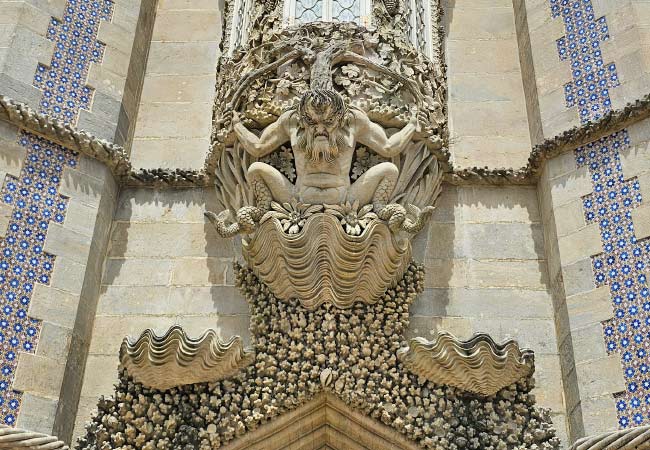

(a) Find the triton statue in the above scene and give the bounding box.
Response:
[230,89,424,208]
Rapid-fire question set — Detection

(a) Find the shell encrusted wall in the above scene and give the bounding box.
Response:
[76,263,560,450]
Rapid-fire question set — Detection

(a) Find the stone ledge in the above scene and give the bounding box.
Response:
[3,91,650,188]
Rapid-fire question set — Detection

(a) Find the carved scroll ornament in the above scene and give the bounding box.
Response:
[119,326,254,390]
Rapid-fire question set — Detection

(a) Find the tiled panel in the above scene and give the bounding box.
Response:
[0,0,113,426]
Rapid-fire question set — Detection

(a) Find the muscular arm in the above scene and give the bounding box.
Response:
[233,111,292,158]
[355,111,416,158]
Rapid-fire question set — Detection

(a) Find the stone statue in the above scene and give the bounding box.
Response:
[228,89,424,209]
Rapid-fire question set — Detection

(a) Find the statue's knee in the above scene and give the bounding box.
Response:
[377,162,399,179]
[248,161,274,180]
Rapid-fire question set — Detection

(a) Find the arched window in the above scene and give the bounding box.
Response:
[283,0,372,27]
[404,0,432,58]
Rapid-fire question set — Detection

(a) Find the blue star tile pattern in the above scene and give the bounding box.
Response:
[34,0,113,125]
[550,0,620,123]
[576,132,650,428]
[0,0,113,426]
[550,0,650,429]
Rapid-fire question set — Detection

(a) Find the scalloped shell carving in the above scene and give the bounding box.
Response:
[397,332,534,396]
[120,326,255,390]
[242,213,412,309]
[0,425,69,449]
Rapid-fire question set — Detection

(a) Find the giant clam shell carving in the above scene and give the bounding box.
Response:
[120,326,255,390]
[0,425,69,449]
[242,213,412,309]
[398,332,534,396]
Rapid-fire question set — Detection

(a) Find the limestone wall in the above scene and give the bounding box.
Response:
[129,0,222,169]
[71,184,568,444]
[443,0,532,169]
[73,187,247,439]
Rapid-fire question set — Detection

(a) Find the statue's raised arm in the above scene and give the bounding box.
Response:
[354,108,423,158]
[231,110,293,158]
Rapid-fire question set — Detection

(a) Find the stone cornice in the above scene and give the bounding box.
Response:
[0,95,131,177]
[2,93,650,189]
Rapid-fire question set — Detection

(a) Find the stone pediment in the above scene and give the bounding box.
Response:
[221,393,421,450]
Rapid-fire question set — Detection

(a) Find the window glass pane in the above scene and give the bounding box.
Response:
[296,0,323,23]
[332,0,360,22]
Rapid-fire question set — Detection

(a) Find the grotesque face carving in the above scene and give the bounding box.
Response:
[296,89,349,162]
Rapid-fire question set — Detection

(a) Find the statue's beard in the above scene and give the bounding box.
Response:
[297,127,346,163]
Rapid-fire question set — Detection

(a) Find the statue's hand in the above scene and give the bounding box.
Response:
[221,110,240,131]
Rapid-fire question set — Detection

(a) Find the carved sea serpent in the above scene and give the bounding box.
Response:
[205,206,264,238]
[377,203,434,233]
[0,425,69,449]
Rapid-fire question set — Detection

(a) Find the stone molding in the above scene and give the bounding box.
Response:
[0,424,69,449]
[568,426,650,450]
[3,92,650,188]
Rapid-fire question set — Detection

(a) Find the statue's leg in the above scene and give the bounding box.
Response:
[247,162,295,210]
[347,162,398,209]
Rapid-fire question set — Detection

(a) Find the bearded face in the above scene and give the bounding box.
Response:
[296,90,349,162]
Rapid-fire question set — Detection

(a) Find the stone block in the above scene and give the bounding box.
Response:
[170,258,234,286]
[133,102,213,139]
[60,167,107,207]
[79,354,119,400]
[86,64,127,100]
[0,200,12,236]
[553,199,586,237]
[549,166,593,207]
[168,286,248,315]
[96,285,171,315]
[466,259,549,290]
[460,223,544,260]
[36,321,72,361]
[15,393,58,434]
[108,222,236,258]
[44,223,92,265]
[13,353,65,399]
[458,185,540,224]
[50,256,86,295]
[580,395,620,436]
[139,74,216,103]
[88,315,179,355]
[130,137,210,170]
[447,39,521,74]
[0,134,26,176]
[423,259,467,288]
[29,284,80,328]
[145,41,219,75]
[566,287,613,331]
[632,203,650,240]
[561,258,595,297]
[570,322,609,364]
[103,258,173,286]
[533,354,565,412]
[97,21,134,55]
[449,135,531,169]
[152,10,221,41]
[627,116,650,146]
[575,356,625,399]
[545,151,578,180]
[470,317,558,355]
[449,101,530,138]
[449,72,527,103]
[407,316,473,340]
[114,187,208,222]
[63,200,100,238]
[446,7,516,41]
[412,287,554,320]
[557,224,602,265]
[424,223,458,259]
